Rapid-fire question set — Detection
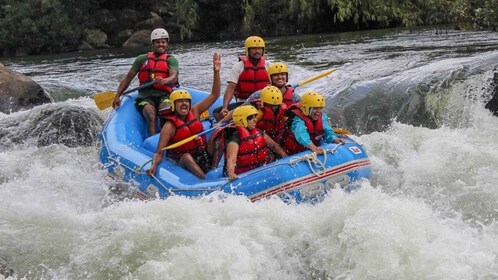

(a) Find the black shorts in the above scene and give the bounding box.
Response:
[135,94,170,114]
[195,148,213,173]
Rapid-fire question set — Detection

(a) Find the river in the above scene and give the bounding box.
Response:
[1,27,498,279]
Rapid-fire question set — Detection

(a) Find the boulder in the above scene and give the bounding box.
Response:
[0,66,52,114]
[485,72,498,116]
[122,29,151,48]
[85,29,110,49]
[0,104,102,149]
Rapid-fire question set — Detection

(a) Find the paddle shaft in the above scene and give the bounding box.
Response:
[292,69,336,88]
[161,121,233,151]
[122,80,156,96]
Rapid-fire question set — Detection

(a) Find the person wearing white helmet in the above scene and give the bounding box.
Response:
[213,35,270,121]
[113,28,179,136]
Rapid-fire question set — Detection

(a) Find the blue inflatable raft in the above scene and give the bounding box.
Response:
[98,87,371,203]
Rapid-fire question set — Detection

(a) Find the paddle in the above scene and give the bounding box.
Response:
[93,80,156,110]
[160,121,233,151]
[333,127,351,135]
[292,69,337,88]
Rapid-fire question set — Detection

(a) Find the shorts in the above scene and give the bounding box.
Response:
[135,94,170,114]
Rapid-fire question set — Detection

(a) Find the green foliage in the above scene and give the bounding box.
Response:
[175,0,200,39]
[0,0,84,55]
[1,0,497,56]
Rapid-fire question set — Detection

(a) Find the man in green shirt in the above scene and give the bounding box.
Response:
[113,28,179,136]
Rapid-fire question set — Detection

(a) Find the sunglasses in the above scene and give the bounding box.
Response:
[247,114,257,121]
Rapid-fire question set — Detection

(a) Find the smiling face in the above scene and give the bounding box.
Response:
[152,39,168,54]
[270,72,287,88]
[309,107,323,121]
[174,98,191,117]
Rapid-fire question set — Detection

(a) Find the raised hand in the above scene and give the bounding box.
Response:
[213,52,221,72]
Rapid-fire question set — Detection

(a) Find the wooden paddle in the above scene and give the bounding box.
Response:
[292,69,336,88]
[93,80,156,110]
[161,121,233,151]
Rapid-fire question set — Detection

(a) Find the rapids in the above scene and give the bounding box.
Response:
[1,27,497,279]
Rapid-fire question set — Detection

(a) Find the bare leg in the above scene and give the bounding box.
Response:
[142,104,157,135]
[179,153,206,179]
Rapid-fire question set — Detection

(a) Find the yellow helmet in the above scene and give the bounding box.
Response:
[300,91,326,116]
[232,105,258,127]
[268,62,288,81]
[169,89,192,112]
[261,85,282,105]
[244,36,265,56]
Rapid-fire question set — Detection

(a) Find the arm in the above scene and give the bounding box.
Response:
[193,53,221,118]
[220,62,243,116]
[290,118,325,155]
[155,56,179,87]
[264,134,288,158]
[225,141,239,180]
[245,90,262,103]
[146,122,176,175]
[113,69,137,108]
[216,99,259,125]
[220,82,236,116]
[322,113,345,144]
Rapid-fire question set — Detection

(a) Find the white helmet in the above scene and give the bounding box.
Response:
[150,28,169,42]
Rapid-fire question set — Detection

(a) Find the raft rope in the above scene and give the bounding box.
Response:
[288,143,342,176]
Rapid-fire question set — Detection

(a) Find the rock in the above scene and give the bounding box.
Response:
[85,29,110,49]
[0,67,52,114]
[0,104,102,149]
[77,40,94,51]
[122,29,151,48]
[135,12,165,29]
[485,72,498,116]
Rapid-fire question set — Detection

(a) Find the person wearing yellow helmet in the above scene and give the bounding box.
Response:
[246,62,300,107]
[214,85,288,143]
[146,53,221,179]
[281,91,345,155]
[113,28,179,136]
[213,35,270,121]
[224,105,287,181]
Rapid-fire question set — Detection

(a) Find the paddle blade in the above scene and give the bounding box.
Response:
[334,128,351,135]
[94,91,116,110]
[162,134,198,150]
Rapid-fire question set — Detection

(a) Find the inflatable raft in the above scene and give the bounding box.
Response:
[98,87,371,203]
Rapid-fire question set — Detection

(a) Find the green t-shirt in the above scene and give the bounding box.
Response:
[132,53,179,98]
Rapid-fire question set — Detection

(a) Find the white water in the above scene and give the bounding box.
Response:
[1,28,498,279]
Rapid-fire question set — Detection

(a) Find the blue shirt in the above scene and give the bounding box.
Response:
[290,113,338,147]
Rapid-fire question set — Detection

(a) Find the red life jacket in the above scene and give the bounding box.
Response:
[282,104,324,155]
[162,111,206,161]
[282,86,295,107]
[228,126,271,174]
[138,52,175,93]
[235,56,269,100]
[256,103,288,143]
